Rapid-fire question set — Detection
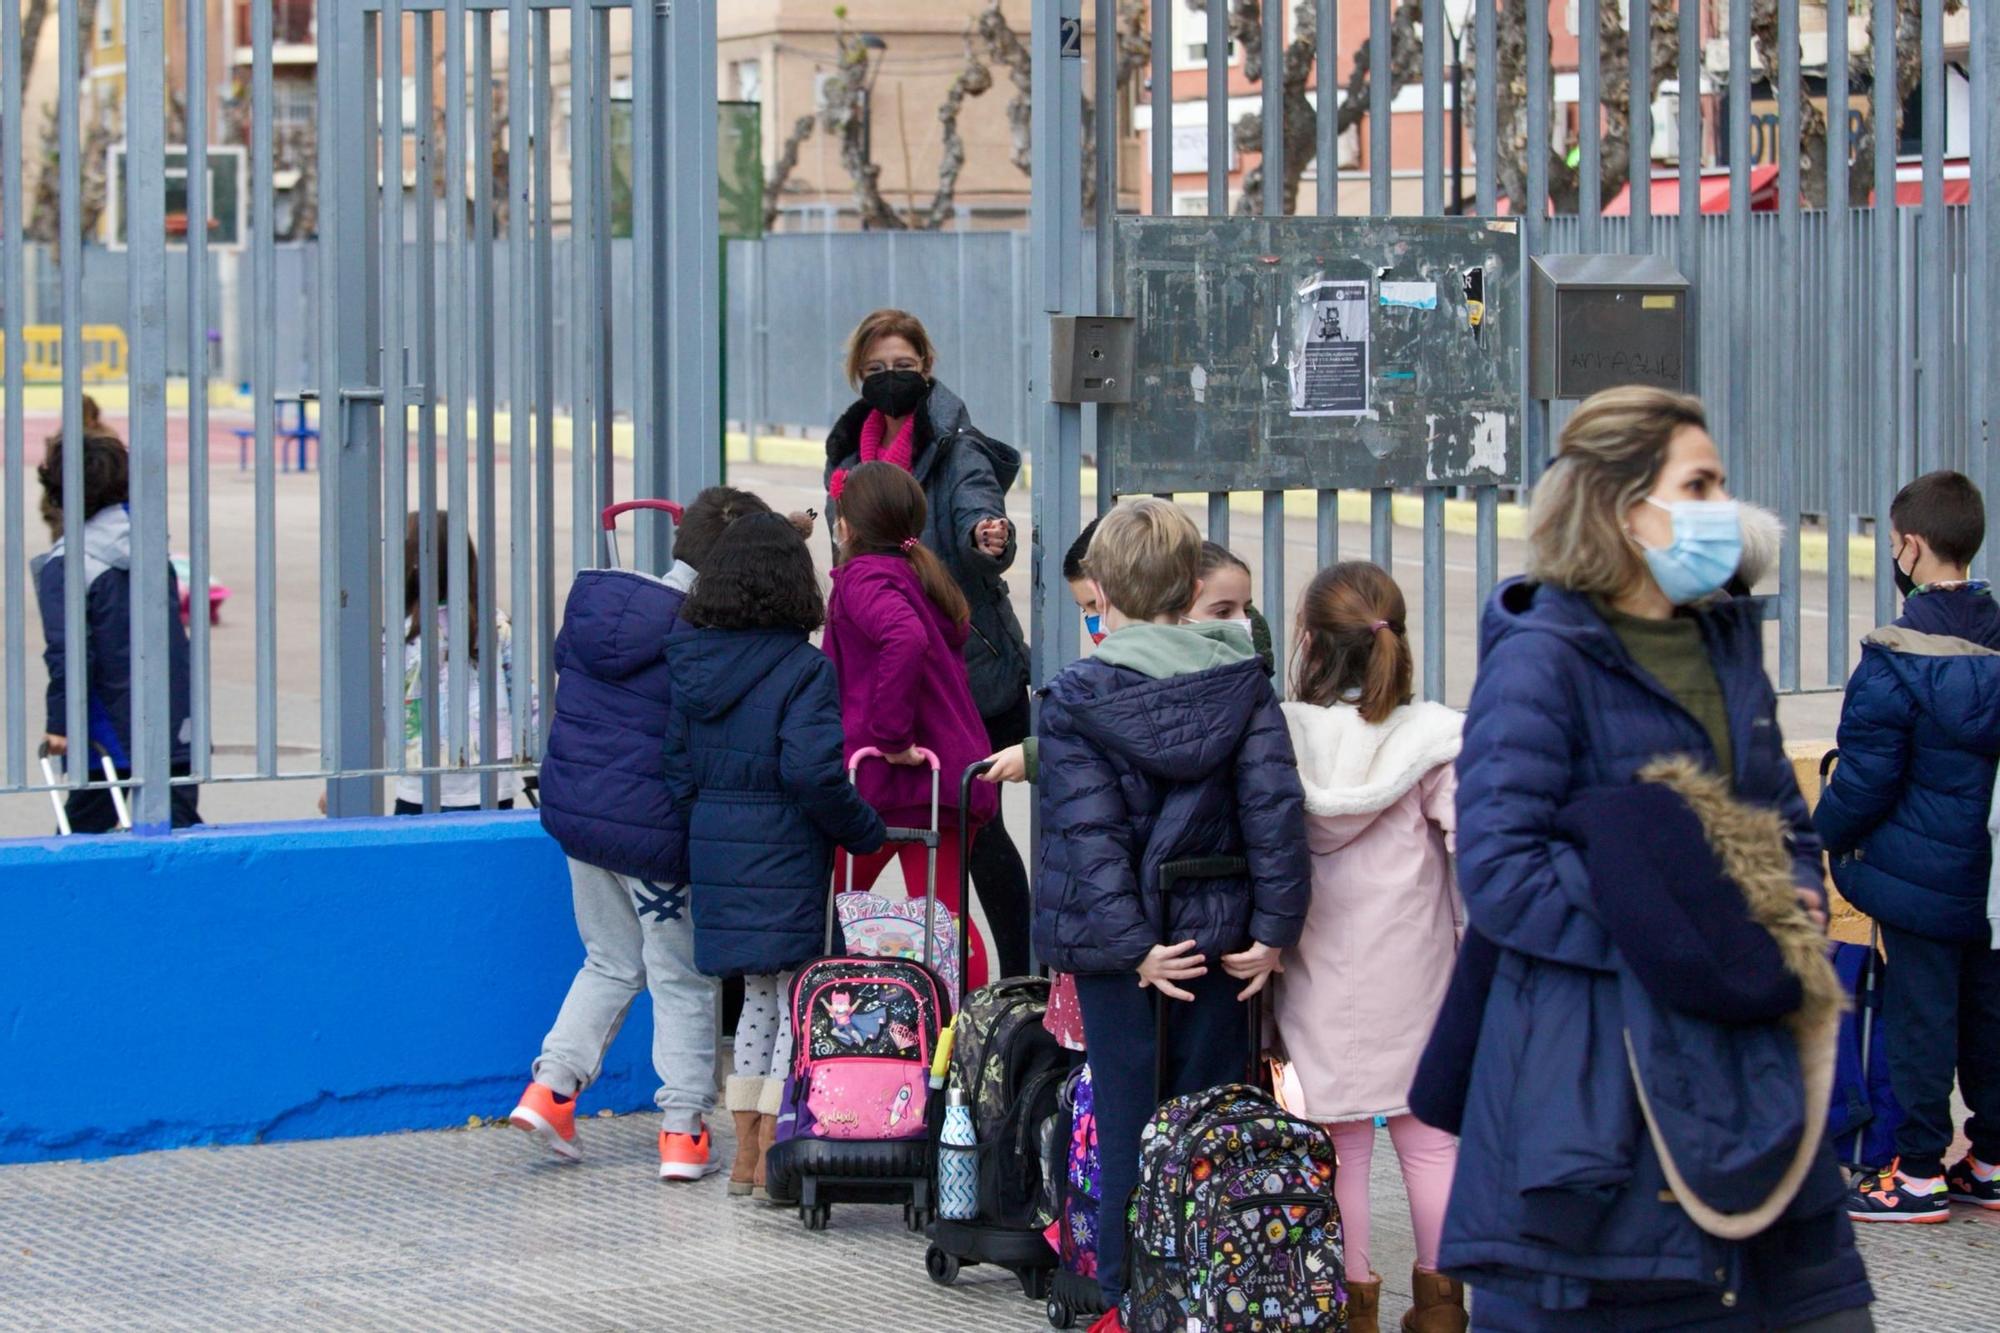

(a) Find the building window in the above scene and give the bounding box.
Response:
[733,58,762,104]
[1177,39,1236,71]
[272,76,317,131]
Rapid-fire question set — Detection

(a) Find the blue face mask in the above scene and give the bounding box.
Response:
[1083,613,1105,645]
[1639,498,1742,605]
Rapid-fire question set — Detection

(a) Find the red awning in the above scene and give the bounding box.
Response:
[1602,166,1779,216]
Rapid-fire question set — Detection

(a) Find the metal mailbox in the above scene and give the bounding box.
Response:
[1529,253,1694,400]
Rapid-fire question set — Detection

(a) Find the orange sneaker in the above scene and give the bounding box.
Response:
[659,1128,721,1182]
[508,1081,580,1162]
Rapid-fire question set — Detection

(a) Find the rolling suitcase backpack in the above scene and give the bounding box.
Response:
[1119,859,1348,1333]
[1044,1060,1105,1329]
[925,762,1081,1300]
[764,747,957,1232]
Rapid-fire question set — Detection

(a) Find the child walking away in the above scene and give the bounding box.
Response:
[824,462,1001,987]
[1277,562,1466,1333]
[395,511,525,813]
[34,431,200,831]
[511,486,772,1182]
[1032,499,1310,1329]
[663,513,888,1201]
[1816,471,2000,1223]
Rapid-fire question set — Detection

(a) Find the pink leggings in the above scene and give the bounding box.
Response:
[1325,1115,1457,1282]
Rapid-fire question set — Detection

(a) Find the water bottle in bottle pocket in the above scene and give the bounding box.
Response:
[938,1087,979,1220]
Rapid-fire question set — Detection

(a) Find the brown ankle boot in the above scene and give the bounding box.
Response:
[1345,1272,1382,1333]
[724,1076,761,1196]
[1401,1266,1467,1333]
[752,1077,791,1203]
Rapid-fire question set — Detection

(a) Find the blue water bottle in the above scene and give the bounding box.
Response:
[939,1087,978,1220]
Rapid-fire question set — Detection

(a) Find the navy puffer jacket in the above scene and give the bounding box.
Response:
[538,565,690,881]
[664,626,887,979]
[1815,587,2000,943]
[1444,580,1871,1330]
[1030,624,1310,975]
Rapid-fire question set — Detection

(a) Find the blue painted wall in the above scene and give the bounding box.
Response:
[0,814,661,1164]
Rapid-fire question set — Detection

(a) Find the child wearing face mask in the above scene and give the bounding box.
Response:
[1188,542,1275,674]
[1816,470,2000,1224]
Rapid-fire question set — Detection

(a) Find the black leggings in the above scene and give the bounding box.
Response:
[970,693,1033,980]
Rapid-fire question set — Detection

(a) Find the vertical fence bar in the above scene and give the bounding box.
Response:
[1872,0,1897,627]
[508,0,532,755]
[1628,0,1650,253]
[125,0,170,831]
[1262,0,1283,216]
[631,0,657,565]
[668,0,722,502]
[1369,0,1391,570]
[384,0,407,768]
[1918,0,1944,472]
[58,0,85,786]
[315,0,342,784]
[590,10,613,526]
[1151,0,1171,216]
[568,0,595,572]
[1675,0,1699,389]
[444,0,471,785]
[1,0,23,786]
[1576,0,1601,247]
[1206,0,1227,216]
[1472,0,1497,630]
[475,13,499,807]
[1826,0,1851,678]
[185,0,211,785]
[415,13,441,809]
[1977,0,2000,589]
[532,10,555,745]
[1032,0,1086,686]
[1524,0,1550,483]
[252,0,276,776]
[1096,0,1121,506]
[1419,0,1444,699]
[1725,0,1749,475]
[1774,0,1800,691]
[1422,0,1442,216]
[1315,0,1337,566]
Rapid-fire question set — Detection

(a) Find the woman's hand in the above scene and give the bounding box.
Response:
[980,744,1027,784]
[1221,941,1284,1000]
[42,733,67,757]
[788,509,817,540]
[1137,939,1207,1002]
[1796,884,1828,933]
[974,517,1011,557]
[883,746,927,767]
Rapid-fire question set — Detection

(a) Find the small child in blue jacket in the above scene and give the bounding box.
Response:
[1818,470,2000,1222]
[1032,498,1310,1317]
[511,485,776,1185]
[663,511,887,1203]
[34,430,199,831]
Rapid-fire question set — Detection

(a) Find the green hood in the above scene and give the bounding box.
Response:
[1091,621,1255,680]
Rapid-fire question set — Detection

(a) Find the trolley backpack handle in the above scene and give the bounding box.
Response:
[955,760,995,1005]
[37,740,132,836]
[1151,856,1262,1101]
[598,500,683,571]
[835,747,945,974]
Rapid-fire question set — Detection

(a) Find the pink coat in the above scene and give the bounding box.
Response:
[1273,699,1462,1124]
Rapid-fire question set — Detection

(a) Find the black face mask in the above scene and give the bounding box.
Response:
[1894,540,1920,599]
[861,369,930,419]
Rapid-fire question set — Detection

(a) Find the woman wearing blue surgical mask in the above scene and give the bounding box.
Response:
[1423,386,1874,1332]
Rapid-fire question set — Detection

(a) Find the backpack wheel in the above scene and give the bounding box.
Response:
[1047,1296,1075,1329]
[925,1244,960,1286]
[1018,1266,1054,1300]
[800,1202,832,1231]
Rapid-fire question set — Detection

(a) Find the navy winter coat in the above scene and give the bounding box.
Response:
[537,563,691,882]
[1444,580,1871,1330]
[1030,625,1311,975]
[824,382,1029,720]
[664,626,887,979]
[34,505,192,770]
[1815,586,2000,943]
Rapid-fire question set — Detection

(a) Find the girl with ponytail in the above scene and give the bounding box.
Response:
[1275,561,1470,1333]
[824,462,1004,988]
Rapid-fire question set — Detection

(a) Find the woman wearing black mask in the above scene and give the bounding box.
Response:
[824,308,1033,981]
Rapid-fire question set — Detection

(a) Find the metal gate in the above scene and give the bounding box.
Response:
[1025,0,2000,706]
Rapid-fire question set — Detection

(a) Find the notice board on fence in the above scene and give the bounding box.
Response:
[1107,216,1524,493]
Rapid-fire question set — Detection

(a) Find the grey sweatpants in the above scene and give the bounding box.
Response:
[531,858,719,1135]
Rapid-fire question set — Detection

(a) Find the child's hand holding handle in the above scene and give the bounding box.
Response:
[1222,941,1285,1001]
[1138,939,1207,1002]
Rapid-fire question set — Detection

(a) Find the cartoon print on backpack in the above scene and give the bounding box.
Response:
[804,982,921,1060]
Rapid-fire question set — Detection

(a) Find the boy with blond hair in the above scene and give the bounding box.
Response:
[1030,498,1310,1325]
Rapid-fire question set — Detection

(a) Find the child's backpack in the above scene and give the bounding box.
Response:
[945,975,1077,1226]
[1121,1083,1347,1333]
[838,890,962,1004]
[1057,1062,1101,1277]
[776,955,949,1144]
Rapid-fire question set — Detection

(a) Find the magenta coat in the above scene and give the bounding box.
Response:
[824,553,1000,833]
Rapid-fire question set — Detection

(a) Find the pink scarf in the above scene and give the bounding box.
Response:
[830,410,917,501]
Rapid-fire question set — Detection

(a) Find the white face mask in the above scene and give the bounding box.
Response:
[1185,615,1255,641]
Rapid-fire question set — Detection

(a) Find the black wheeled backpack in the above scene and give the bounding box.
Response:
[925,761,1081,1299]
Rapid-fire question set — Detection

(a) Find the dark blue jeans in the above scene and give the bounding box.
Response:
[1880,923,2000,1177]
[1073,965,1251,1310]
